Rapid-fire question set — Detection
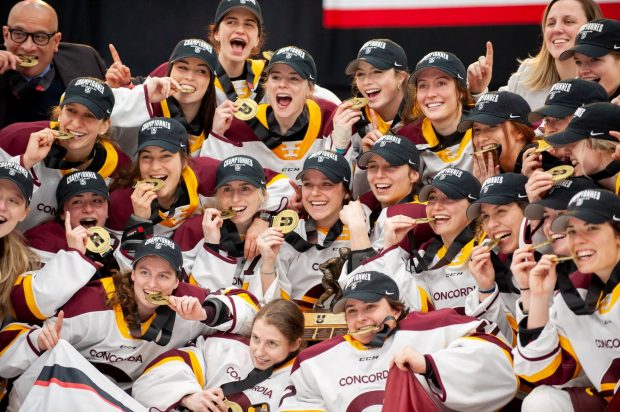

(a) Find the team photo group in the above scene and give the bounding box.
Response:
[0,0,619,410]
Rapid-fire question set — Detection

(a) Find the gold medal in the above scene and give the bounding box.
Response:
[177,84,196,93]
[219,210,238,220]
[546,165,574,182]
[262,50,274,61]
[413,217,435,224]
[272,209,299,234]
[145,293,170,305]
[18,55,38,67]
[470,143,501,156]
[551,255,574,263]
[135,178,164,191]
[234,98,258,121]
[223,399,243,412]
[534,139,552,153]
[54,130,74,140]
[348,324,381,337]
[529,238,553,251]
[484,233,510,249]
[346,96,369,110]
[86,226,112,255]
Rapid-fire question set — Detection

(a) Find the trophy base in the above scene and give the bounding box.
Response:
[303,310,347,342]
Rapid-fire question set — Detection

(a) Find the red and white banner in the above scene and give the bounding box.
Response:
[323,0,620,28]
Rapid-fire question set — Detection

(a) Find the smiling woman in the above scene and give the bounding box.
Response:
[0,161,37,321]
[200,45,338,181]
[132,299,304,411]
[0,77,130,232]
[514,189,620,410]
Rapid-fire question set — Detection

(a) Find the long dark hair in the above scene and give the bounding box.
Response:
[166,64,216,137]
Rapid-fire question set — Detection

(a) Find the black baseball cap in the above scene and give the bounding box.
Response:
[458,91,532,132]
[545,102,620,147]
[169,39,218,74]
[214,0,262,25]
[560,19,620,61]
[137,117,189,154]
[266,46,317,82]
[418,167,481,203]
[134,237,183,275]
[409,51,467,87]
[296,150,351,184]
[466,173,529,220]
[551,189,620,232]
[358,134,420,171]
[216,155,266,189]
[524,177,600,220]
[528,79,609,123]
[60,77,115,120]
[0,161,33,205]
[56,171,109,209]
[333,271,399,313]
[345,39,408,75]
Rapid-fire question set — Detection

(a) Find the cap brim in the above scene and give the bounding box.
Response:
[332,291,384,313]
[0,177,30,205]
[409,66,464,86]
[358,150,407,168]
[60,187,109,207]
[266,61,313,81]
[551,209,609,232]
[560,44,611,61]
[169,53,215,72]
[418,182,464,202]
[136,139,181,154]
[466,195,520,220]
[457,113,506,132]
[345,57,392,75]
[61,96,106,119]
[528,105,575,123]
[296,166,344,183]
[545,128,587,147]
[218,5,262,24]
[215,174,264,190]
[133,253,181,275]
[524,197,568,220]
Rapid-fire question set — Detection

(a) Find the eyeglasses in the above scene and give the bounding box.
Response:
[7,28,56,46]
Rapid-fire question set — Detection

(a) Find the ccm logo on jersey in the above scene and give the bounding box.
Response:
[359,356,379,362]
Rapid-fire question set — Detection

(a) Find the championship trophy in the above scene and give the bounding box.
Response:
[303,247,350,342]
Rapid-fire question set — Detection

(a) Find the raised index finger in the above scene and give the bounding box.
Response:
[56,310,64,334]
[485,41,494,66]
[64,211,72,232]
[109,44,122,64]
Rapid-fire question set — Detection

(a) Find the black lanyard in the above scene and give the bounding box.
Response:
[412,225,475,273]
[557,260,620,315]
[131,306,175,346]
[285,219,344,252]
[218,219,246,258]
[220,352,296,397]
[215,60,262,102]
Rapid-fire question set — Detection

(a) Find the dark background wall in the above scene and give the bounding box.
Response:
[2,1,616,98]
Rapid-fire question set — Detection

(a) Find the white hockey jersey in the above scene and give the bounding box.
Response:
[0,280,258,389]
[199,99,338,181]
[280,309,518,412]
[133,333,294,411]
[514,272,620,402]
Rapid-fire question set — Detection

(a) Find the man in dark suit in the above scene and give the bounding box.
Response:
[0,0,107,128]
